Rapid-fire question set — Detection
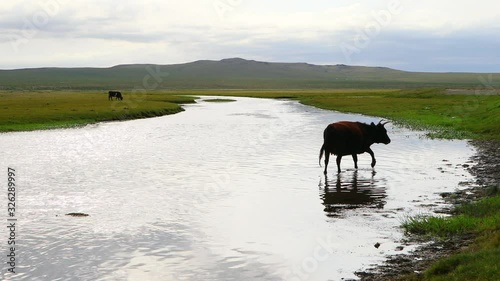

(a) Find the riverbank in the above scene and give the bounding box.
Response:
[355,139,499,281]
[0,91,196,132]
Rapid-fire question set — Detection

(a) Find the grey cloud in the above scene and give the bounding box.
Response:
[174,26,500,72]
[2,2,499,73]
[340,28,500,72]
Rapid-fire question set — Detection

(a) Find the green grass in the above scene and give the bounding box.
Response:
[401,194,500,281]
[295,89,499,140]
[421,246,500,281]
[403,232,500,281]
[0,91,196,132]
[203,98,236,102]
[401,195,500,237]
[401,215,484,237]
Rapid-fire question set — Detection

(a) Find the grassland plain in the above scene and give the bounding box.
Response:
[0,91,196,132]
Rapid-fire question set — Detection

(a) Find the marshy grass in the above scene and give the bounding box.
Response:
[401,215,479,237]
[401,194,500,281]
[401,195,500,237]
[403,231,500,281]
[421,245,500,281]
[203,98,236,103]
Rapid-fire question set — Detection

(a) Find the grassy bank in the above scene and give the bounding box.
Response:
[402,193,500,237]
[401,191,500,281]
[203,98,236,102]
[297,89,499,140]
[0,91,196,132]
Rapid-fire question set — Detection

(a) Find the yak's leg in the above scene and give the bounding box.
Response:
[323,150,330,175]
[367,148,376,168]
[352,154,358,169]
[336,155,342,173]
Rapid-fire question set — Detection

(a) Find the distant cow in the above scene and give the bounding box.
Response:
[319,120,391,174]
[108,91,123,101]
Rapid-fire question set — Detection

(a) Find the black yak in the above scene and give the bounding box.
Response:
[319,120,391,174]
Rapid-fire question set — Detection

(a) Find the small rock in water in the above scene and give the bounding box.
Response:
[374,242,381,248]
[395,246,404,251]
[65,213,89,217]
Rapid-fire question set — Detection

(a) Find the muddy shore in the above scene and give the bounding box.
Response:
[354,139,499,281]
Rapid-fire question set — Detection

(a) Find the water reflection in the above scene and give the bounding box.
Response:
[320,171,387,217]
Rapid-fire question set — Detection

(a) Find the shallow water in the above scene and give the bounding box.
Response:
[0,97,475,280]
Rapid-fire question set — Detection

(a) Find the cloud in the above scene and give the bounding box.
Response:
[335,27,500,72]
[0,0,499,71]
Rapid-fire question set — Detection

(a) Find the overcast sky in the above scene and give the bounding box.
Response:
[1,0,499,71]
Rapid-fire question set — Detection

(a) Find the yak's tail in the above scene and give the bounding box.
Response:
[319,143,325,167]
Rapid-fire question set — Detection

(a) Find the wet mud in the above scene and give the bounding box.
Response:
[354,140,500,281]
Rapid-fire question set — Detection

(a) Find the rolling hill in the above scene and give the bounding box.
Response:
[1,58,498,90]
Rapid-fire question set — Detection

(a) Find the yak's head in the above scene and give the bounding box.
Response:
[370,120,391,144]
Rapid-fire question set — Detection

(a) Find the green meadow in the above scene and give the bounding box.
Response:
[0,91,196,132]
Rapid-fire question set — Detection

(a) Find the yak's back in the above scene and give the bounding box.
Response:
[324,121,368,155]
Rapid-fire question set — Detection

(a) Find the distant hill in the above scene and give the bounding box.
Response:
[1,58,498,90]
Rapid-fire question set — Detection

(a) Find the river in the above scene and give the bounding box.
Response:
[0,97,475,280]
